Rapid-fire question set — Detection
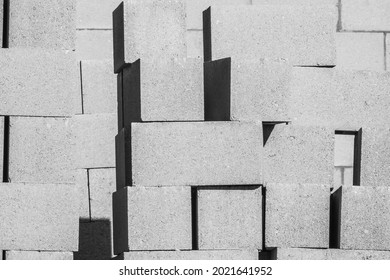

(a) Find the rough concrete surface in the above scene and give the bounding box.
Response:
[253,0,338,5]
[113,0,186,72]
[265,184,330,249]
[81,60,117,114]
[0,183,79,251]
[76,169,90,221]
[116,122,263,188]
[113,186,192,254]
[386,34,390,71]
[5,251,73,260]
[9,0,75,50]
[204,5,336,65]
[0,117,3,183]
[73,113,116,169]
[186,30,203,58]
[77,0,122,29]
[0,48,81,116]
[76,30,114,60]
[198,187,262,250]
[9,117,74,184]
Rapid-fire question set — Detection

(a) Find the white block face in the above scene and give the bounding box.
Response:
[334,134,355,187]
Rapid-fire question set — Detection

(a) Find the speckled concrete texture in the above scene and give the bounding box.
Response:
[253,0,337,5]
[265,184,330,249]
[0,183,79,251]
[5,251,74,260]
[113,186,192,254]
[203,5,336,65]
[77,0,122,29]
[76,169,90,221]
[76,30,114,60]
[198,187,262,250]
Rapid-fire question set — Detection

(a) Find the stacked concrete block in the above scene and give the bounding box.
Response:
[0,183,79,251]
[265,184,330,249]
[76,30,114,60]
[203,5,336,65]
[113,186,192,254]
[4,251,73,260]
[198,187,262,250]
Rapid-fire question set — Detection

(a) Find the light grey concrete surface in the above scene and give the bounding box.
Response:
[77,0,122,29]
[5,251,73,260]
[76,169,90,221]
[76,30,114,60]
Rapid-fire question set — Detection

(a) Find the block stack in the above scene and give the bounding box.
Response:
[0,0,79,260]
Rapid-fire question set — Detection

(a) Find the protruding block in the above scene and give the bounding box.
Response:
[9,117,74,184]
[0,48,81,116]
[203,5,336,65]
[265,184,330,249]
[5,251,73,260]
[77,0,122,29]
[198,187,262,250]
[9,0,75,50]
[0,183,79,251]
[113,0,186,73]
[76,30,113,60]
[113,186,191,254]
[116,122,263,188]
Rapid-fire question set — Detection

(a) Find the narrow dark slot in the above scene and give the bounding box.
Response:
[261,185,266,251]
[202,8,211,62]
[191,187,198,250]
[2,250,6,260]
[79,61,85,114]
[337,0,342,31]
[2,116,10,182]
[353,129,362,186]
[86,169,92,222]
[2,0,10,48]
[296,65,336,68]
[329,187,342,248]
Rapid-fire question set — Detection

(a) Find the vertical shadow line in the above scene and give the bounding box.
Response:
[191,187,198,250]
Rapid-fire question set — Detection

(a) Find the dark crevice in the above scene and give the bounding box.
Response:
[191,187,198,250]
[329,187,342,248]
[2,116,9,182]
[2,250,6,260]
[261,185,266,251]
[353,129,362,186]
[294,65,336,68]
[86,169,92,222]
[79,61,85,114]
[2,0,9,48]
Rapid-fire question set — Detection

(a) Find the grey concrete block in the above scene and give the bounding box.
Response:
[77,0,122,29]
[76,169,90,221]
[9,117,74,184]
[198,187,262,250]
[0,48,81,116]
[116,122,263,188]
[5,251,73,260]
[81,60,116,114]
[186,30,203,58]
[73,114,116,169]
[204,58,291,121]
[76,30,113,60]
[253,0,337,5]
[265,183,330,249]
[9,0,75,50]
[113,186,192,254]
[113,0,186,73]
[121,58,203,125]
[263,124,334,185]
[0,183,79,251]
[0,117,3,183]
[203,5,336,65]
[117,250,258,260]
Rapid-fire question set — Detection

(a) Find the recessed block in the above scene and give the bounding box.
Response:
[5,251,73,260]
[203,5,336,65]
[113,186,192,254]
[265,183,330,249]
[76,30,114,60]
[198,187,262,250]
[116,122,263,188]
[0,183,79,251]
[0,48,81,116]
[77,0,122,29]
[113,0,186,73]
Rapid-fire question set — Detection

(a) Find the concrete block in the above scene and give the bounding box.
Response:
[117,250,258,260]
[336,32,385,71]
[186,30,203,58]
[386,34,390,71]
[121,58,203,125]
[81,60,116,114]
[5,251,73,260]
[9,0,75,50]
[203,5,336,65]
[0,183,79,251]
[0,117,3,183]
[113,186,191,254]
[341,0,390,31]
[263,124,334,185]
[77,0,122,29]
[89,168,116,221]
[198,187,262,250]
[113,0,186,73]
[76,30,113,60]
[0,48,81,116]
[334,134,355,167]
[116,122,263,188]
[253,0,337,5]
[265,183,330,249]
[204,58,291,121]
[9,117,74,184]
[76,169,90,221]
[73,114,116,169]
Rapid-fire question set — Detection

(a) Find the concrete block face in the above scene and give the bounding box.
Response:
[76,30,113,60]
[77,0,122,29]
[0,117,3,183]
[81,60,117,114]
[5,251,73,260]
[339,186,390,250]
[113,187,192,253]
[265,183,330,249]
[0,48,81,116]
[9,0,75,50]
[253,0,337,5]
[121,58,203,124]
[205,58,291,121]
[263,124,334,185]
[387,34,390,71]
[198,187,262,250]
[113,0,186,73]
[186,30,203,59]
[118,250,258,260]
[336,32,385,71]
[204,5,336,65]
[76,169,90,221]
[341,0,390,31]
[0,183,79,251]
[9,117,74,184]
[118,122,263,187]
[73,113,116,169]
